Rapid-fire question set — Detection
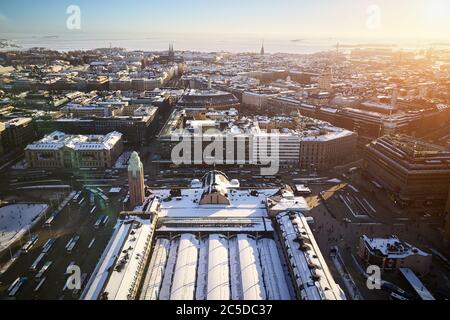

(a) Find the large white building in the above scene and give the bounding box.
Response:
[82,171,345,301]
[25,131,123,169]
[158,108,356,169]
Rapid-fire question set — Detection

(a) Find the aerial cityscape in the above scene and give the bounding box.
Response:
[0,0,449,305]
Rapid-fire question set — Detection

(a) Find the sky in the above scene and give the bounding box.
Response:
[0,0,449,41]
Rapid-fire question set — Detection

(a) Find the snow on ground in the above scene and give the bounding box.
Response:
[113,151,132,169]
[0,203,49,252]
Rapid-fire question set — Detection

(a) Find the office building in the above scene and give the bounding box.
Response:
[358,235,432,276]
[158,108,356,170]
[177,89,240,110]
[35,106,158,146]
[1,117,35,153]
[25,131,123,169]
[363,135,450,209]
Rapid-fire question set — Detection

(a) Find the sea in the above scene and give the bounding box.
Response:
[0,32,449,54]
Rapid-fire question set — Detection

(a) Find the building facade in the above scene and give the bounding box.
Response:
[1,117,35,153]
[363,135,450,209]
[35,106,157,146]
[158,108,356,170]
[358,235,432,276]
[299,128,357,171]
[25,131,123,169]
[177,89,240,110]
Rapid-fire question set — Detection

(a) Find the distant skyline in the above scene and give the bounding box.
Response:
[1,0,449,41]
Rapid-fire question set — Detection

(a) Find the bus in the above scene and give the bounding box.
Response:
[43,215,55,228]
[90,193,95,206]
[34,277,46,292]
[21,234,38,253]
[42,238,56,254]
[72,191,81,203]
[88,238,96,249]
[78,197,85,206]
[36,261,52,279]
[30,252,46,272]
[66,236,80,254]
[8,277,27,297]
[94,215,110,229]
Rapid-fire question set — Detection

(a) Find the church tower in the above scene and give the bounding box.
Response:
[168,43,175,61]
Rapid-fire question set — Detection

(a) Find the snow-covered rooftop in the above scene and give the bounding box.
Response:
[361,235,430,259]
[25,131,122,152]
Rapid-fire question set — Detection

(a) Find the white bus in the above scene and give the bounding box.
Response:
[90,193,95,206]
[42,238,56,254]
[94,215,109,229]
[36,261,52,279]
[30,252,46,272]
[34,277,46,292]
[88,238,96,249]
[66,236,80,254]
[8,277,27,297]
[72,191,81,203]
[43,215,55,227]
[21,234,39,253]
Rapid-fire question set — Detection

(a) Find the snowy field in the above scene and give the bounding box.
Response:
[0,203,49,252]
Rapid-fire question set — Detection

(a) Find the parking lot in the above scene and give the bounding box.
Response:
[0,187,125,300]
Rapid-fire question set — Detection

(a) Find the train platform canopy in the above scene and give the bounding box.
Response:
[399,268,435,300]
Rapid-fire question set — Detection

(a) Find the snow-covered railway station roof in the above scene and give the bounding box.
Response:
[26,130,123,152]
[277,212,345,300]
[150,186,278,219]
[140,233,293,300]
[102,222,154,300]
[83,171,344,301]
[82,219,155,301]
